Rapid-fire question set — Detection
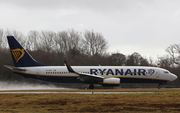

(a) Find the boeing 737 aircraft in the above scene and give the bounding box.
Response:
[5,36,177,89]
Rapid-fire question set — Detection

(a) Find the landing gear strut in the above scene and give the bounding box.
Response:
[89,84,94,89]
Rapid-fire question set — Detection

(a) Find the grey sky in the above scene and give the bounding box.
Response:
[1,0,180,59]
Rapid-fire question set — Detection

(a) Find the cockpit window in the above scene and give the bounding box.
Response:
[164,71,169,74]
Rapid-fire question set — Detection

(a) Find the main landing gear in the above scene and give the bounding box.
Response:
[158,84,161,89]
[89,84,94,89]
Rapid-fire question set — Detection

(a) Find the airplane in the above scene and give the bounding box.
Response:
[4,36,177,89]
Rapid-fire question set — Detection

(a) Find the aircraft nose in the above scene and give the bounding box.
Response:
[171,74,178,81]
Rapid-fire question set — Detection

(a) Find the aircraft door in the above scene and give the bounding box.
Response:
[155,70,159,78]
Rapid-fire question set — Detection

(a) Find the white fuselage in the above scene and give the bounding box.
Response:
[12,66,177,84]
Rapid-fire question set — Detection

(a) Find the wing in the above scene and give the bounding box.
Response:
[64,61,104,82]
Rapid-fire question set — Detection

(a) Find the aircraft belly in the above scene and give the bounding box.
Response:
[120,77,169,83]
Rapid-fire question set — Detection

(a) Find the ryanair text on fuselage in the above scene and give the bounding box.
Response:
[90,68,155,76]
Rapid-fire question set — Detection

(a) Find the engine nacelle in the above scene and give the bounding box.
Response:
[102,78,120,87]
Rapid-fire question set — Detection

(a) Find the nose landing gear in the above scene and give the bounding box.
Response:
[158,83,167,89]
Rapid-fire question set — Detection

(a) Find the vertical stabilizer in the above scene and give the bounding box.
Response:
[7,36,48,67]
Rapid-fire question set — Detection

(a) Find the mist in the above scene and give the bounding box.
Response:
[0,81,70,90]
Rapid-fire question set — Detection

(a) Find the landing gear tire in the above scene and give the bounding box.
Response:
[158,85,161,89]
[89,84,94,89]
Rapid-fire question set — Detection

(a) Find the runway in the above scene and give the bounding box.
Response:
[0,91,160,94]
[0,81,168,94]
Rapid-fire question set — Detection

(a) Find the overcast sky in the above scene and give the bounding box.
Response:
[1,0,180,59]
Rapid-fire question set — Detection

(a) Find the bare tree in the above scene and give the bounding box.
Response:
[68,29,82,51]
[5,29,26,47]
[157,55,174,68]
[126,52,149,66]
[27,31,40,51]
[0,29,4,51]
[55,31,69,54]
[166,44,180,65]
[55,29,82,55]
[111,53,126,66]
[82,30,108,56]
[39,31,56,52]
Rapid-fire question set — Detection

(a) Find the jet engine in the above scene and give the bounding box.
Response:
[102,78,120,87]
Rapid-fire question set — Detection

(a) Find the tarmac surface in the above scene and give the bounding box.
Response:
[0,91,160,94]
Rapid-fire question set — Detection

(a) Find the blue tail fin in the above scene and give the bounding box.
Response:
[7,36,48,67]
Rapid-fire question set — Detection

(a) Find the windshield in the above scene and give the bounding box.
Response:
[164,71,169,74]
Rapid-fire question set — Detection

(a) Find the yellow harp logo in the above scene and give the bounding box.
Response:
[11,48,25,63]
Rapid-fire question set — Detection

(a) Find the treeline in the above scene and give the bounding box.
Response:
[0,29,179,88]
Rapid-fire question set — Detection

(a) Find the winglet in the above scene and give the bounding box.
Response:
[64,61,75,73]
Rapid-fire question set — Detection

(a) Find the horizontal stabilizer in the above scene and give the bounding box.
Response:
[4,65,26,71]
